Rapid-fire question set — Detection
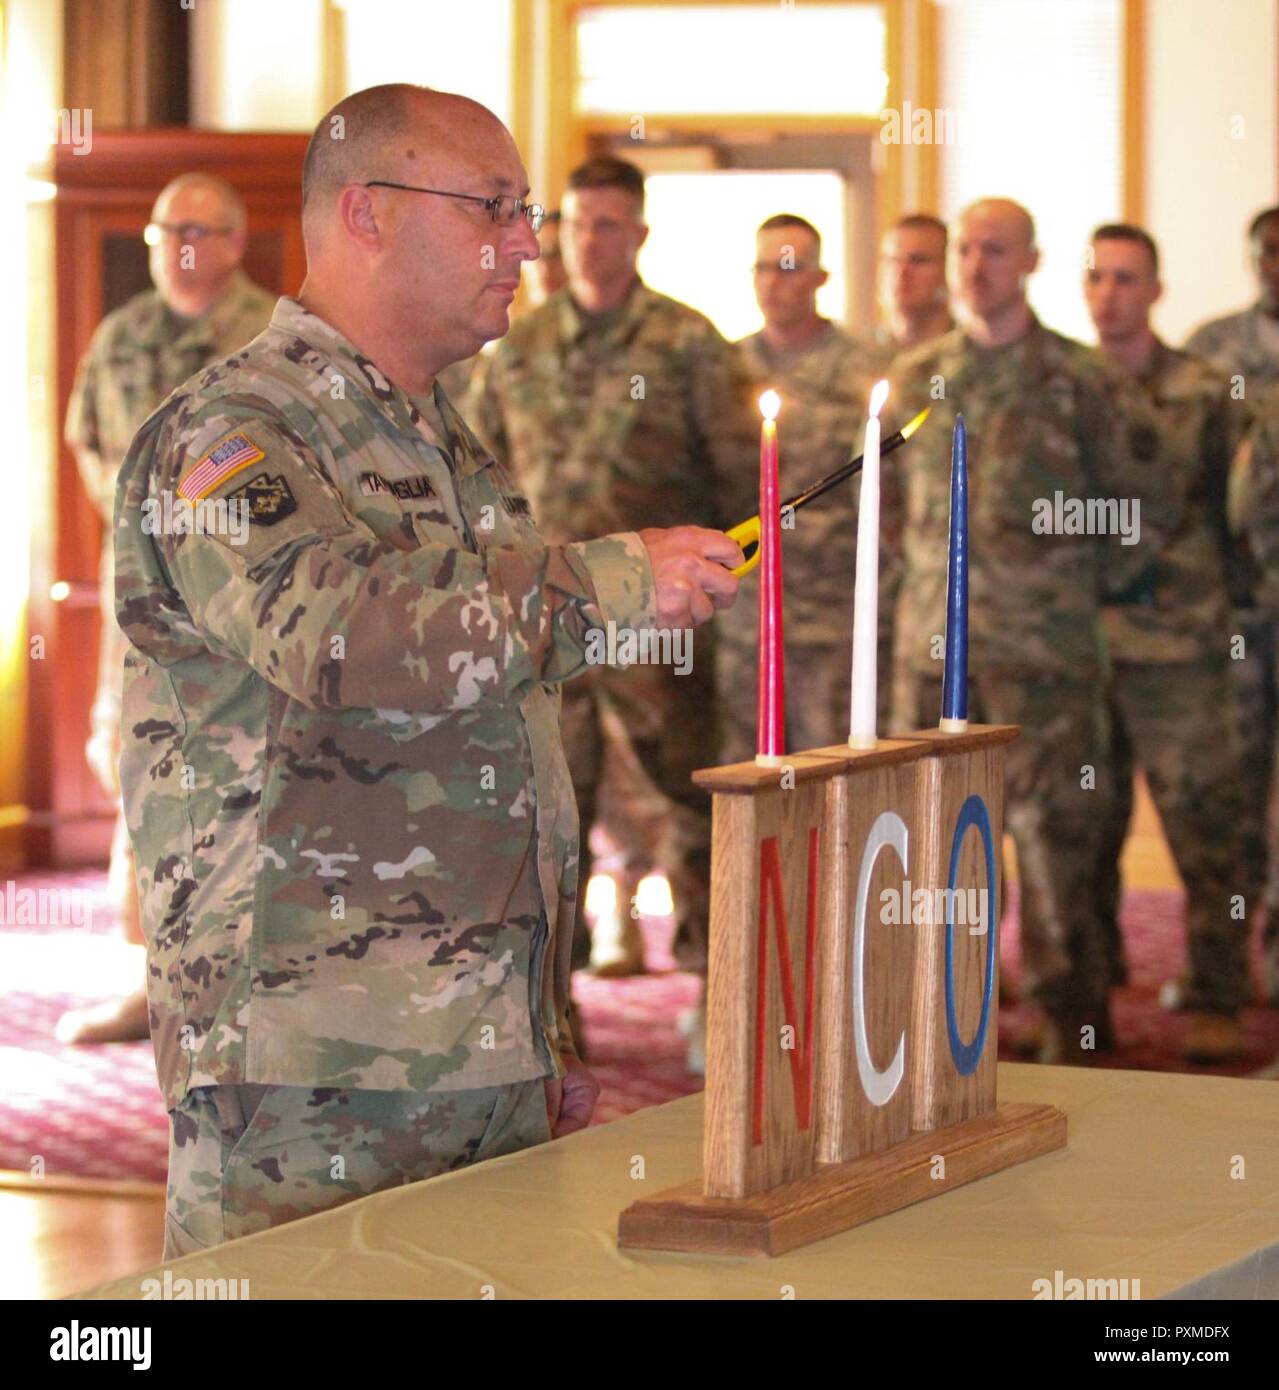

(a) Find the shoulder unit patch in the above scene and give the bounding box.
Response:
[224,471,299,527]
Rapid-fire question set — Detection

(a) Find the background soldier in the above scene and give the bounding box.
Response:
[527,209,567,307]
[1235,380,1279,1006]
[114,85,741,1255]
[719,212,889,763]
[59,172,273,1045]
[1185,205,1279,942]
[888,198,1170,1063]
[468,156,757,1068]
[1084,223,1252,1063]
[862,213,956,372]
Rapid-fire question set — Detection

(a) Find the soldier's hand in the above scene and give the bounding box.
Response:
[638,526,744,628]
[545,1054,600,1138]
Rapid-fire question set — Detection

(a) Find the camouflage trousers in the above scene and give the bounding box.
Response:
[563,648,715,974]
[1094,660,1251,1014]
[1228,609,1279,999]
[163,1078,550,1259]
[893,669,1114,1017]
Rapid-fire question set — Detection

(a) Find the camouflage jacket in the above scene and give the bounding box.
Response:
[67,269,275,522]
[1101,341,1237,664]
[114,296,656,1111]
[1239,384,1279,613]
[1185,302,1279,403]
[887,315,1171,681]
[725,323,890,645]
[465,279,759,541]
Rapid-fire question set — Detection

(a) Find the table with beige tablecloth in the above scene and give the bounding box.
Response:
[79,1064,1279,1300]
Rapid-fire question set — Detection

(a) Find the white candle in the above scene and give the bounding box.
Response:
[849,379,889,749]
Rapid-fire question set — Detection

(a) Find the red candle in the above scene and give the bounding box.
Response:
[756,390,785,766]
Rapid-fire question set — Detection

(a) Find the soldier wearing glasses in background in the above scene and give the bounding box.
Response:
[60,173,273,1045]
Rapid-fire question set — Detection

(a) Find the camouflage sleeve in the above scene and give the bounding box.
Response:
[65,331,114,520]
[1079,368,1172,598]
[1246,414,1279,612]
[462,345,509,463]
[689,331,762,531]
[127,408,656,712]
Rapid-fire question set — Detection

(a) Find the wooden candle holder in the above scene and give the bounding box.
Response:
[617,724,1067,1258]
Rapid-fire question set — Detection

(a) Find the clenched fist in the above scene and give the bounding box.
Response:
[637,526,744,628]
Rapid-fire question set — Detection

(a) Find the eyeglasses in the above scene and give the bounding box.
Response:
[144,222,234,246]
[364,181,545,233]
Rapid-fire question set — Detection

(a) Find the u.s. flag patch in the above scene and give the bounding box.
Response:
[176,430,267,502]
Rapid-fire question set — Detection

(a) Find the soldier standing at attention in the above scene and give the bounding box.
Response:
[719,213,888,763]
[888,199,1170,1064]
[468,156,757,1066]
[1185,206,1279,940]
[114,85,741,1257]
[1084,224,1252,1064]
[862,213,956,372]
[59,173,274,1045]
[1232,381,1279,1007]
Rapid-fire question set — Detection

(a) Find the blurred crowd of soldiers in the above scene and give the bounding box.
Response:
[67,153,1279,1073]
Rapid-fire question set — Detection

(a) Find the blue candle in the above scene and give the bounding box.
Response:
[940,415,968,731]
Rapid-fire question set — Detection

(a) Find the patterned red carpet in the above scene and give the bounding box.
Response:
[1,869,1275,1183]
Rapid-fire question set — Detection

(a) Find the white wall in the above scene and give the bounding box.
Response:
[1144,0,1279,344]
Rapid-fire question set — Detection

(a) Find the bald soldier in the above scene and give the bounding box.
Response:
[1084,224,1251,1063]
[113,85,742,1256]
[1186,206,1279,941]
[719,213,889,762]
[60,174,273,1045]
[887,199,1171,1063]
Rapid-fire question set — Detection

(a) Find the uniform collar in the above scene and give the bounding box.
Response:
[268,297,492,477]
[554,276,655,346]
[155,268,258,353]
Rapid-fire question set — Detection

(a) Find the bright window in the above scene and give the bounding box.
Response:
[576,4,887,117]
[938,0,1124,342]
[637,169,847,342]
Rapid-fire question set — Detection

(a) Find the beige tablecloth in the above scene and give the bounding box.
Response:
[79,1064,1279,1300]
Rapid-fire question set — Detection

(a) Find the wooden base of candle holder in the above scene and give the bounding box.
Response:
[617,1100,1066,1258]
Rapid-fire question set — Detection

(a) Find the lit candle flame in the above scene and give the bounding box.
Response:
[759,389,781,422]
[869,379,889,419]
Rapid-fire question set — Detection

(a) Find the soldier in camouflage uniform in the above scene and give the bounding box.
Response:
[1236,381,1279,1005]
[1185,206,1279,937]
[888,200,1171,1064]
[113,86,741,1257]
[467,156,758,1021]
[1084,225,1251,1063]
[719,214,890,764]
[860,213,956,374]
[60,173,273,1045]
